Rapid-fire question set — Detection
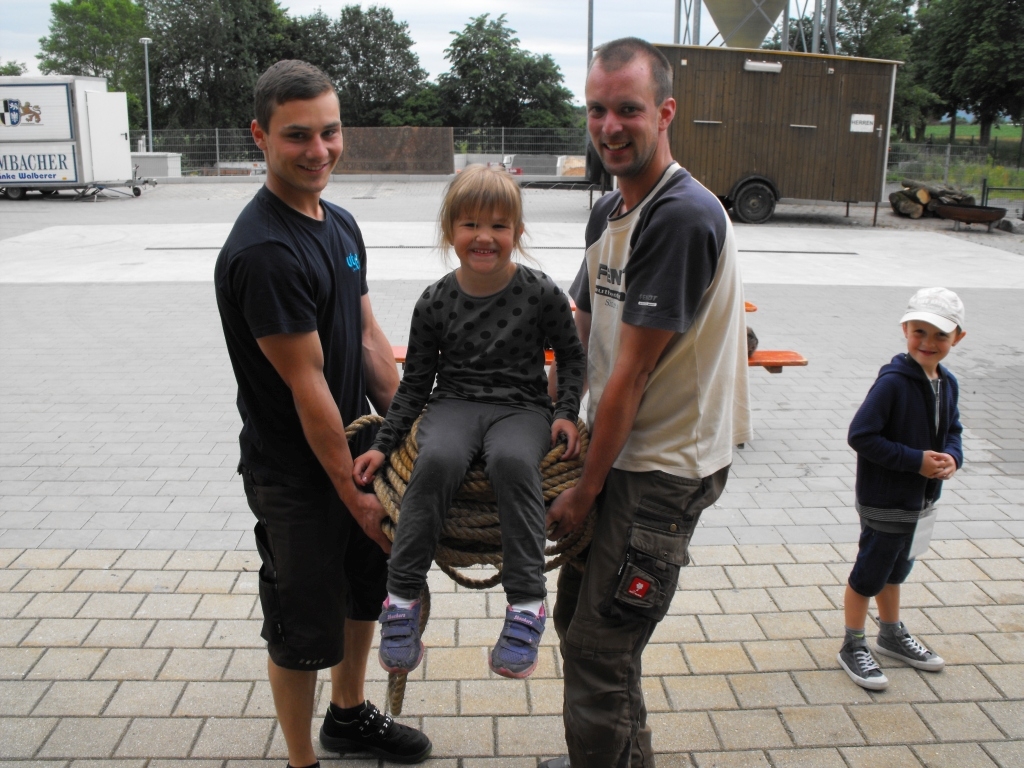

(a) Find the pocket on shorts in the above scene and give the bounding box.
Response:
[607,494,702,622]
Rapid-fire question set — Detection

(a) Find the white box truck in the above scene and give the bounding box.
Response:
[0,75,153,199]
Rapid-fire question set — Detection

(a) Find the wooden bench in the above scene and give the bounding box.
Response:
[390,346,807,373]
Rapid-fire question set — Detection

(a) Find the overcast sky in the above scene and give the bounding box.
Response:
[0,0,731,103]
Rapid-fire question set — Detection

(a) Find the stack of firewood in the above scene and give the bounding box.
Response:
[889,179,976,219]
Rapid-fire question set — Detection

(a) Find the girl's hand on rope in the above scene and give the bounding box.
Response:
[353,449,386,486]
[551,418,580,460]
[546,485,595,541]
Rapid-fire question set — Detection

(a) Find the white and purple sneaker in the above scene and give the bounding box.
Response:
[489,605,546,679]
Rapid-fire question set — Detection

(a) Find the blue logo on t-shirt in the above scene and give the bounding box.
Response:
[346,253,360,271]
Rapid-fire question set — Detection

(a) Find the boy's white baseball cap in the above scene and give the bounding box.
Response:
[900,287,965,333]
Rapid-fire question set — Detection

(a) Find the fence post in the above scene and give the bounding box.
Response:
[501,127,505,159]
[981,177,987,207]
[943,143,951,186]
[1018,125,1023,170]
[215,128,221,177]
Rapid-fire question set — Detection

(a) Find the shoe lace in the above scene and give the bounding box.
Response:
[899,631,929,657]
[852,646,881,674]
[359,703,393,738]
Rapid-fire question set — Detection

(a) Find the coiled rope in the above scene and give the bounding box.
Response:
[345,413,593,715]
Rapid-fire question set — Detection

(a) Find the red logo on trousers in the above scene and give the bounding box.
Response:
[627,577,650,598]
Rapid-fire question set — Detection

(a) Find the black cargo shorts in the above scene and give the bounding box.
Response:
[240,465,389,671]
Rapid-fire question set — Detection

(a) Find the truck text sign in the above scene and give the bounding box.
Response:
[0,143,78,183]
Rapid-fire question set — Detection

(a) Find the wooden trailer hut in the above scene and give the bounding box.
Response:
[654,45,899,223]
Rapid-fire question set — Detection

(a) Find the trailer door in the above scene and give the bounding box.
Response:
[85,90,132,182]
[833,73,890,202]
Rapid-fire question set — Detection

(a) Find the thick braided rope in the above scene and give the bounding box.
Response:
[345,413,593,714]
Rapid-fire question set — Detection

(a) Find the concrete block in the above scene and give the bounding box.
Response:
[116,717,202,758]
[729,672,805,708]
[33,680,118,715]
[0,716,58,758]
[103,680,185,716]
[27,647,105,680]
[847,703,934,745]
[778,705,863,747]
[38,716,129,758]
[92,648,169,680]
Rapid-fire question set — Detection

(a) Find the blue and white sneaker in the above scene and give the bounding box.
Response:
[378,598,424,674]
[489,605,546,679]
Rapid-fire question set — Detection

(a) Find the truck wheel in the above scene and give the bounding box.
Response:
[6,187,26,200]
[734,182,775,224]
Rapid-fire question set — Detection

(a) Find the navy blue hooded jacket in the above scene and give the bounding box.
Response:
[848,353,963,520]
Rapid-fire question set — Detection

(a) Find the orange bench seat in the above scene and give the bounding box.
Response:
[390,346,806,373]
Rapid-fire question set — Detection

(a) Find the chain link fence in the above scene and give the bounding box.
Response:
[132,126,589,175]
[886,143,990,189]
[451,127,587,156]
[131,128,263,175]
[886,143,1024,219]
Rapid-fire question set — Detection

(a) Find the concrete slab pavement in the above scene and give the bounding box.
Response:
[2,181,1023,764]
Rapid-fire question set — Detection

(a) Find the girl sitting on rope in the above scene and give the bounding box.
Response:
[353,164,586,679]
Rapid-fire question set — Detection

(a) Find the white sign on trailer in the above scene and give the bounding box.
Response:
[850,114,875,133]
[0,143,78,183]
[0,83,75,141]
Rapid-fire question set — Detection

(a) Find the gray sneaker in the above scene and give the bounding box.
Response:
[838,641,889,690]
[875,622,944,671]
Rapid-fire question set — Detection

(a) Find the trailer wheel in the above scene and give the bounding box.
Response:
[6,187,26,200]
[734,182,776,224]
[132,186,142,197]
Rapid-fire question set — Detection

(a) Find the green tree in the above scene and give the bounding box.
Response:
[379,82,444,126]
[437,14,575,127]
[333,5,428,126]
[950,0,1024,143]
[911,0,964,141]
[142,0,290,128]
[286,5,428,126]
[913,0,1024,145]
[36,0,148,125]
[0,61,28,76]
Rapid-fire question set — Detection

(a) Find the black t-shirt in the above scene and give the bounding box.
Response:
[214,186,370,487]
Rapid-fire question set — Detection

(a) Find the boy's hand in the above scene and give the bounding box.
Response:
[920,450,956,480]
[353,449,386,486]
[551,418,580,460]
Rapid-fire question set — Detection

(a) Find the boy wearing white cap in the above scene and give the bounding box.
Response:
[839,287,966,690]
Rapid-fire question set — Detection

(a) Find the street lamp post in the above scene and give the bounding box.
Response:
[139,37,153,153]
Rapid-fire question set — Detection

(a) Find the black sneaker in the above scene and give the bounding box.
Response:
[319,701,431,763]
[837,641,889,691]
[876,621,944,671]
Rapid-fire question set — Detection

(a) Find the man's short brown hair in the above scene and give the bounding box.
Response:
[590,38,673,105]
[254,60,336,129]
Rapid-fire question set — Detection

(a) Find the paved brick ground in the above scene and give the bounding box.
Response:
[2,182,1022,765]
[0,541,1022,765]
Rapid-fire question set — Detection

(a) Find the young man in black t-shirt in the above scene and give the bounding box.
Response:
[214,60,430,765]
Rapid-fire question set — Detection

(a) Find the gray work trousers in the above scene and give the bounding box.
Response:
[553,465,729,768]
[387,398,552,605]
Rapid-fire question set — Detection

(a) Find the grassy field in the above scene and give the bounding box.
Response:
[923,123,1023,141]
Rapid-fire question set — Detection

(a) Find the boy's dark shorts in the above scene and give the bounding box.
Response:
[241,465,388,671]
[848,521,916,598]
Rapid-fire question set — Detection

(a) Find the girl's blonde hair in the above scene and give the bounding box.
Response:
[437,164,532,264]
